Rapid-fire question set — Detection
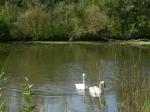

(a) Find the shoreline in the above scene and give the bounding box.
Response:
[0,40,150,45]
[0,35,150,42]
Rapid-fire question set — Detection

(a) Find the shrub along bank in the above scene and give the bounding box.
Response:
[0,0,150,41]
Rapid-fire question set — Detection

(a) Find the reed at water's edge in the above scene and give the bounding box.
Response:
[0,72,7,112]
[115,62,150,112]
[0,73,35,112]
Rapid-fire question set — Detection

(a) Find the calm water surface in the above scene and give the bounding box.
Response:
[0,42,149,112]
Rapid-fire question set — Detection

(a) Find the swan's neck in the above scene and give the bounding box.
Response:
[83,76,85,87]
[99,83,102,90]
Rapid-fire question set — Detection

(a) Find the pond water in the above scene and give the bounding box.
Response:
[0,42,150,112]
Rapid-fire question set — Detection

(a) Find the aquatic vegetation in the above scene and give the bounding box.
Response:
[142,97,150,112]
[0,72,7,112]
[23,77,36,112]
[0,100,7,112]
[0,72,5,81]
[1,74,36,112]
[115,62,150,112]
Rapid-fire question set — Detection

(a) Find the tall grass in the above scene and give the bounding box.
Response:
[115,62,150,112]
[0,72,7,112]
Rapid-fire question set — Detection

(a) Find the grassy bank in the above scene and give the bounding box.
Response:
[0,0,150,41]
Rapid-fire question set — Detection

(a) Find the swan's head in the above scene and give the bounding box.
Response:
[100,81,105,84]
[82,73,86,77]
[100,81,106,88]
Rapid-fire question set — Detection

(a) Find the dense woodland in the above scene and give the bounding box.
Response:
[0,0,150,41]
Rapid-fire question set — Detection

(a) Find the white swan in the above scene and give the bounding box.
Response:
[89,81,105,97]
[75,73,87,90]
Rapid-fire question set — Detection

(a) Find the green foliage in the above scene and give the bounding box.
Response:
[70,4,109,38]
[69,3,86,37]
[23,77,35,112]
[84,5,108,34]
[142,98,150,112]
[1,75,36,112]
[0,0,150,40]
[99,0,150,36]
[0,20,10,40]
[107,17,122,36]
[0,2,16,23]
[0,1,20,40]
[16,6,51,40]
[0,2,13,39]
[49,2,74,39]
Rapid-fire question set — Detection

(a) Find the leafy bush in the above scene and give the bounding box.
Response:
[0,2,16,23]
[0,0,150,40]
[106,17,122,36]
[0,2,17,40]
[49,2,75,40]
[84,5,109,34]
[16,6,51,40]
[0,21,10,40]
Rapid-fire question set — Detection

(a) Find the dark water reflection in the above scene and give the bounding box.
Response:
[0,42,149,112]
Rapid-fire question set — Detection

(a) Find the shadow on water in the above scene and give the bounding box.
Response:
[0,42,149,112]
